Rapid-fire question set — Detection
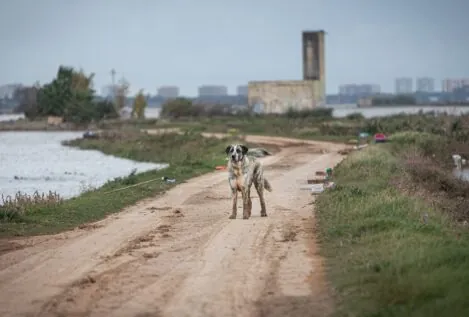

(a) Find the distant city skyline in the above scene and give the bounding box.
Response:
[1,0,468,96]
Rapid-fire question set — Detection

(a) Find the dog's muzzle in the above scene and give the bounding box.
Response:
[231,154,241,162]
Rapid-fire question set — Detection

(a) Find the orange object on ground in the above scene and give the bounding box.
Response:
[215,165,227,170]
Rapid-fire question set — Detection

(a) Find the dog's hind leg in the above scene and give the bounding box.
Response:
[229,188,238,219]
[264,178,273,192]
[247,189,252,218]
[255,181,267,217]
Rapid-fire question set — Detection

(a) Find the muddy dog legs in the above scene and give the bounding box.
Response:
[242,189,252,220]
[229,188,238,219]
[255,182,267,217]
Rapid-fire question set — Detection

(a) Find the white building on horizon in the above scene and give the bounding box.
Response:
[416,77,435,92]
[394,77,413,94]
[442,78,469,92]
[157,86,179,99]
[198,85,228,97]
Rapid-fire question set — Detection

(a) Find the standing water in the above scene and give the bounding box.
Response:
[0,131,167,199]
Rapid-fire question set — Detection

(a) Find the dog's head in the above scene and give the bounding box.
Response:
[225,144,248,163]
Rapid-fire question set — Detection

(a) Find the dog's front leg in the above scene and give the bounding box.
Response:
[228,176,238,219]
[229,189,237,219]
[242,172,254,219]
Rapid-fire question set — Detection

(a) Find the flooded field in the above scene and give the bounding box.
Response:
[326,104,469,118]
[0,131,166,200]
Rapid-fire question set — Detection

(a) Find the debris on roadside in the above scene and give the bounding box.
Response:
[307,177,325,184]
[83,130,99,139]
[309,181,336,195]
[310,184,325,194]
[452,154,467,169]
[162,176,176,184]
[303,167,336,194]
[374,133,387,143]
[338,148,353,155]
[351,131,372,150]
[353,144,368,150]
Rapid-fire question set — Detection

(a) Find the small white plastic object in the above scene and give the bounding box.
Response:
[452,154,462,169]
[310,184,325,194]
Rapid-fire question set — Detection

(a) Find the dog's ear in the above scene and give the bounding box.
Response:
[240,145,249,155]
[225,145,232,155]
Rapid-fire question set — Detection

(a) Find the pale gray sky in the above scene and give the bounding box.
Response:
[1,0,468,96]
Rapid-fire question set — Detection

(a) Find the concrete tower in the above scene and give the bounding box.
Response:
[302,30,326,106]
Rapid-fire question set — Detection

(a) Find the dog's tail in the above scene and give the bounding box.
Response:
[264,178,273,192]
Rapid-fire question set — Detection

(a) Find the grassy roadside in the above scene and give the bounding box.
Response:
[0,131,254,237]
[316,138,469,316]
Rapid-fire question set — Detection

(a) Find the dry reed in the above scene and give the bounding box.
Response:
[1,191,62,220]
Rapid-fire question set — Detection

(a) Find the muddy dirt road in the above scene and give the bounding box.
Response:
[0,135,346,317]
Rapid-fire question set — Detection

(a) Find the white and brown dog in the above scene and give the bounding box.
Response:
[225,144,272,219]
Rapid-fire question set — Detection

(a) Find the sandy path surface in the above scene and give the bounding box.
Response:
[0,135,346,317]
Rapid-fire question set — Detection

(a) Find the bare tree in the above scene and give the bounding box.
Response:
[114,77,130,113]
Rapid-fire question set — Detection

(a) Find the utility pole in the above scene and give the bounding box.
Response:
[110,69,116,99]
[111,69,116,86]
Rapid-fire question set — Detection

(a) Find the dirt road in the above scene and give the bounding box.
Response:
[0,135,346,317]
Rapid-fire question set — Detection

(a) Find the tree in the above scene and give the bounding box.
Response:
[12,66,119,124]
[160,97,194,118]
[132,89,147,119]
[114,77,130,112]
[12,86,39,119]
[24,65,117,123]
[62,69,97,123]
[36,66,95,121]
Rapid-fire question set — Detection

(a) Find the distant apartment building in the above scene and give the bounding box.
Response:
[198,85,228,97]
[442,78,469,93]
[236,85,248,96]
[416,77,435,92]
[0,83,22,99]
[394,77,413,94]
[338,84,380,96]
[157,86,179,99]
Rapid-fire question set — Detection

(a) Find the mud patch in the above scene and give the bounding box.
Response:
[274,206,292,212]
[133,311,163,317]
[268,163,294,170]
[77,223,104,230]
[40,261,136,316]
[72,275,97,288]
[147,206,172,212]
[183,190,229,205]
[113,227,167,257]
[0,240,25,255]
[164,208,185,218]
[280,223,298,242]
[156,225,171,233]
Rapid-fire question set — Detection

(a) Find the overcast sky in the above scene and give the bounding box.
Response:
[1,0,468,96]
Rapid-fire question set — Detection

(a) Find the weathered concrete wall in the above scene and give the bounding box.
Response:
[248,80,318,114]
[302,31,326,107]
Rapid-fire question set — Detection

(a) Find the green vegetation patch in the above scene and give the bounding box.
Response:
[316,144,469,317]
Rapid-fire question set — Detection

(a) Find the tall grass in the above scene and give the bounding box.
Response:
[1,191,62,221]
[316,144,469,316]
